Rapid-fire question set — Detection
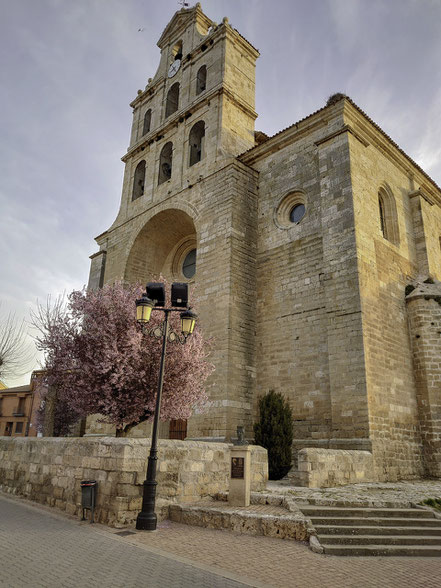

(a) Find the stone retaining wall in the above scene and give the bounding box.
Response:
[297,448,373,488]
[0,437,267,526]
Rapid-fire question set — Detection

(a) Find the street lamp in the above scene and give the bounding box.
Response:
[135,282,197,531]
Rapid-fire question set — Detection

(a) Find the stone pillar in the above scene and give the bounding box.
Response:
[409,190,431,277]
[317,130,370,444]
[88,250,107,290]
[229,445,251,506]
[407,282,441,477]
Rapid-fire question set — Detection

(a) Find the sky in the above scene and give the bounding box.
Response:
[1,0,441,386]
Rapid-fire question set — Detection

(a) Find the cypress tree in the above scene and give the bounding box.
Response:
[254,390,293,480]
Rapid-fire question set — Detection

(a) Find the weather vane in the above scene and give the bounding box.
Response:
[178,1,189,7]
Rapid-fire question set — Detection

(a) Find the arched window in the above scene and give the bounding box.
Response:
[165,83,179,117]
[142,109,152,135]
[158,142,173,185]
[378,195,386,237]
[196,65,206,95]
[172,40,183,61]
[378,186,400,245]
[189,121,205,167]
[182,249,196,279]
[132,160,146,200]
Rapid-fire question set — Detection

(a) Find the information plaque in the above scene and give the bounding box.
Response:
[231,457,245,479]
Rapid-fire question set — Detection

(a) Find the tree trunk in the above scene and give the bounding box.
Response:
[43,385,57,437]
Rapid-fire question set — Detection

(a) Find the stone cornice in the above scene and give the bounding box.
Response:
[239,116,328,166]
[406,280,441,302]
[92,230,108,246]
[409,188,436,206]
[103,159,256,239]
[239,96,441,207]
[123,84,257,163]
[89,249,106,259]
[224,23,259,59]
[342,101,441,207]
[314,124,369,148]
[130,81,163,110]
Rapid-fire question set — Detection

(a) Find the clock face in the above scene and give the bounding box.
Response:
[168,59,181,78]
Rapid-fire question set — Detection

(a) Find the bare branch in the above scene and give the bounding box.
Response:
[31,294,67,341]
[0,304,35,382]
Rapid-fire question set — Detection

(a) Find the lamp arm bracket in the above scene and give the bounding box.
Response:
[141,324,187,344]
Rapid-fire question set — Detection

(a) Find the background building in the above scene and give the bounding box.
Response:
[88,5,441,481]
[0,371,44,437]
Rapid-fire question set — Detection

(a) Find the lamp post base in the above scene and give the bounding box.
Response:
[136,511,157,531]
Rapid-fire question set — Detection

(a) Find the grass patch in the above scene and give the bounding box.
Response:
[421,498,441,512]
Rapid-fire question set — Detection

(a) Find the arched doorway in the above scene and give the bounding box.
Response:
[124,209,197,284]
[125,209,197,439]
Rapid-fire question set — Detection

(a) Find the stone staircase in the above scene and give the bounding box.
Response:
[301,504,441,556]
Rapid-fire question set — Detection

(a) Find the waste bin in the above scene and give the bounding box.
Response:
[81,480,97,523]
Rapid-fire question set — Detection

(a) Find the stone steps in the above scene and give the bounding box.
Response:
[322,545,441,557]
[300,506,434,518]
[315,525,441,536]
[169,500,309,541]
[302,505,441,556]
[309,516,441,527]
[320,534,441,546]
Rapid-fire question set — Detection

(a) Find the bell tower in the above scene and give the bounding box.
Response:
[126,3,259,173]
[88,4,260,441]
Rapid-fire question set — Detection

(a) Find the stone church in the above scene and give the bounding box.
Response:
[88,4,441,482]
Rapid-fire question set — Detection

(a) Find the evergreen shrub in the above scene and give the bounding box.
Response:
[254,390,293,480]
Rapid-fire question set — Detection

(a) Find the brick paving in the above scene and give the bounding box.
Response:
[0,495,257,588]
[133,519,441,588]
[2,492,441,587]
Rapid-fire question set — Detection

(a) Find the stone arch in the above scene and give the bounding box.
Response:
[132,160,146,201]
[124,208,198,284]
[196,65,207,95]
[158,142,173,184]
[142,109,152,135]
[171,40,183,61]
[378,183,400,245]
[165,83,179,118]
[189,120,205,166]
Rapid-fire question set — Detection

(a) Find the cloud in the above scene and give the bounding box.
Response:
[1,0,440,389]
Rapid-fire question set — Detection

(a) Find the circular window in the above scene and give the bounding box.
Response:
[171,237,197,280]
[275,191,306,229]
[182,249,196,279]
[289,203,305,224]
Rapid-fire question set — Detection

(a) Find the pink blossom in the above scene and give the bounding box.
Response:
[35,281,214,435]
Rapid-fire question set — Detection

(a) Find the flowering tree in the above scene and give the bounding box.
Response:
[34,282,213,436]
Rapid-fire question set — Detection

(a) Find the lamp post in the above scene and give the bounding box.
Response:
[135,282,197,531]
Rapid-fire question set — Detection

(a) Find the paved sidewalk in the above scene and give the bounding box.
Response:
[0,495,260,588]
[133,518,441,588]
[1,493,441,587]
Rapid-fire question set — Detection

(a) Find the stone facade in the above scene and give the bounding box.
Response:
[0,437,267,526]
[297,448,374,488]
[88,5,441,482]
